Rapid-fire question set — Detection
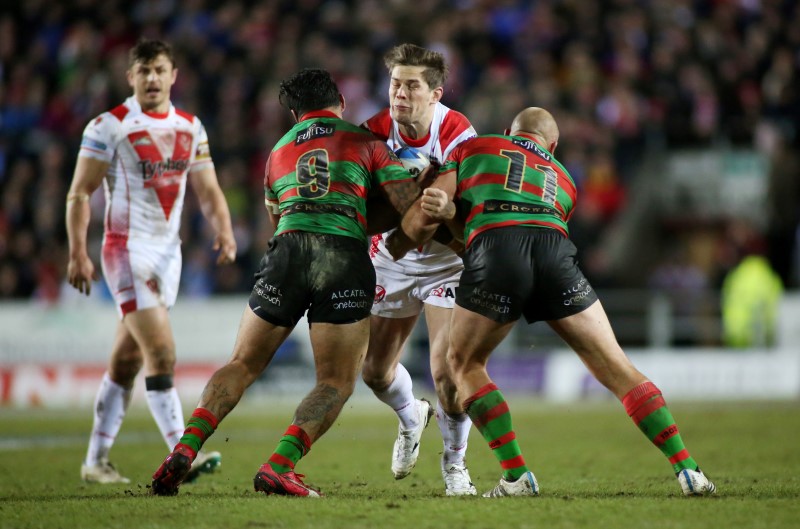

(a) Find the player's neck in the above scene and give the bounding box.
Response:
[398,118,432,141]
[137,98,171,116]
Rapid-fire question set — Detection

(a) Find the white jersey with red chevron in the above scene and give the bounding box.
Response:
[78,96,213,245]
[364,102,476,273]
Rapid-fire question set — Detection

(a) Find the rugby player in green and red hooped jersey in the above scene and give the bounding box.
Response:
[387,107,717,498]
[443,131,577,247]
[266,109,418,241]
[152,68,423,498]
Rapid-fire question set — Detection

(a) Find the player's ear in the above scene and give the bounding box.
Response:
[339,93,346,113]
[431,86,443,104]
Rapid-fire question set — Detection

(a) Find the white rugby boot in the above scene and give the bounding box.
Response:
[391,398,433,479]
[81,458,130,484]
[482,470,539,498]
[442,463,477,496]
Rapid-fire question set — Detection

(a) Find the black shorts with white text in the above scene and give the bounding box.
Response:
[456,227,597,324]
[248,232,375,326]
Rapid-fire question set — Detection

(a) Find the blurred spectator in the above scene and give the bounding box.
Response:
[721,255,783,348]
[1,0,799,304]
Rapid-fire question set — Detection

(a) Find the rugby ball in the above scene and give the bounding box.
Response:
[395,146,430,177]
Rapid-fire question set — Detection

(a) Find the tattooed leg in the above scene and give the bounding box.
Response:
[199,308,294,421]
[198,363,252,420]
[292,383,348,442]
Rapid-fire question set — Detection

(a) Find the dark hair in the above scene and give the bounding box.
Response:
[128,38,175,68]
[384,43,448,89]
[278,68,341,118]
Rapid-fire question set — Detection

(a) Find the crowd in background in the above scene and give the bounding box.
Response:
[1,0,799,304]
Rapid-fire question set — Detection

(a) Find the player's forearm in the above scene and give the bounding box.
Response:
[399,201,440,247]
[199,188,234,239]
[443,216,465,243]
[385,207,440,259]
[65,196,91,258]
[383,180,422,217]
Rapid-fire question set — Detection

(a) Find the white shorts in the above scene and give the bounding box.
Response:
[371,257,462,318]
[101,236,181,318]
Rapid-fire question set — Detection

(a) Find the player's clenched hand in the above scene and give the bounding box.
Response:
[420,188,455,220]
[213,232,237,265]
[67,254,98,296]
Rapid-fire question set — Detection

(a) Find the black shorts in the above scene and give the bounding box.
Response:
[248,232,375,326]
[456,227,597,324]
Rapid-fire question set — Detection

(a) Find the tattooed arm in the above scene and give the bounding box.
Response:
[379,177,422,218]
[385,171,457,260]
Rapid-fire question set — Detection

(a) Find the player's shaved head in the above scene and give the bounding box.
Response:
[509,107,560,151]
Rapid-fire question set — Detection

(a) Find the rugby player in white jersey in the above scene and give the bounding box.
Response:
[361,43,478,495]
[66,39,236,484]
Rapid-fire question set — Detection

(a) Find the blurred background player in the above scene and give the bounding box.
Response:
[388,107,716,497]
[66,39,236,484]
[151,68,424,497]
[361,43,478,495]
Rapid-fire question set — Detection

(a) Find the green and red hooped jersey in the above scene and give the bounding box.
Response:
[441,133,577,247]
[265,111,415,242]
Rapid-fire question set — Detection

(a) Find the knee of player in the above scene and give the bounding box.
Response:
[144,345,177,373]
[445,349,465,371]
[430,365,454,392]
[445,349,481,378]
[360,367,392,392]
[108,360,142,386]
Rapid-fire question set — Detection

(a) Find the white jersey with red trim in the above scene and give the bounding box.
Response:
[363,102,476,274]
[78,96,213,245]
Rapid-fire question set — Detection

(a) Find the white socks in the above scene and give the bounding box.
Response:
[371,363,472,460]
[145,382,185,450]
[85,372,132,466]
[436,399,471,468]
[372,363,419,430]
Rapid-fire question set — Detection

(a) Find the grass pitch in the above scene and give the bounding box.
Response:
[1,395,798,529]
